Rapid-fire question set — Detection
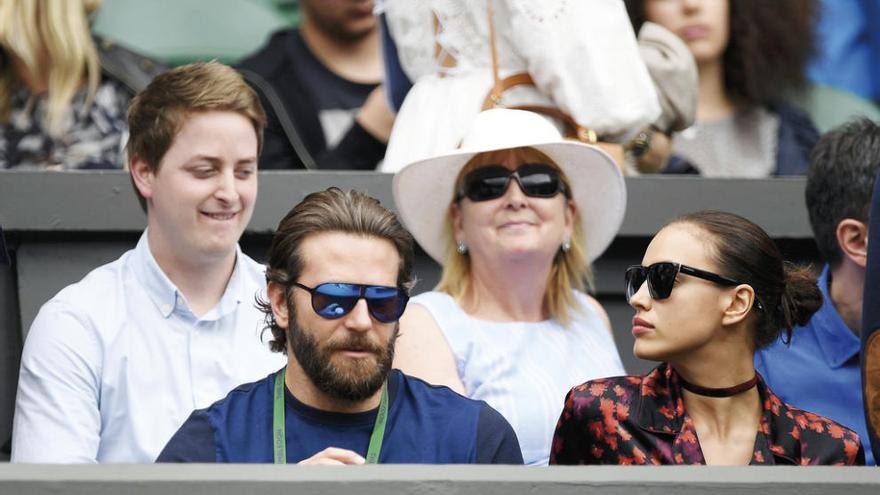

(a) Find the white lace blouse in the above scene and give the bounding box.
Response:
[380,0,660,143]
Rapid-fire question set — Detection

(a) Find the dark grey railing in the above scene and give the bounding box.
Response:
[1,464,879,494]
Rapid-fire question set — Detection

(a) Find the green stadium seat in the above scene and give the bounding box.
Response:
[794,84,880,133]
[91,0,292,66]
[254,0,301,26]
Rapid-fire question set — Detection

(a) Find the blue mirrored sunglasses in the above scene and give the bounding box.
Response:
[292,282,409,323]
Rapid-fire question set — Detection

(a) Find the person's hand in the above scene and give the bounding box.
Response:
[634,130,672,174]
[297,447,366,465]
[355,85,395,144]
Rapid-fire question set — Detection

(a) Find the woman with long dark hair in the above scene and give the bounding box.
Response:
[623,0,818,176]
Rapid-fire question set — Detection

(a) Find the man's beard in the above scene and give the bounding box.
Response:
[288,310,398,403]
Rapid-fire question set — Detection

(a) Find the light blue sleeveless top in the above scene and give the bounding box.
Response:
[411,290,626,466]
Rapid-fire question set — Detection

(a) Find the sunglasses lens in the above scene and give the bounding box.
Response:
[517,164,561,197]
[464,166,511,201]
[625,266,647,302]
[365,286,409,323]
[462,164,563,201]
[648,262,678,299]
[311,283,359,319]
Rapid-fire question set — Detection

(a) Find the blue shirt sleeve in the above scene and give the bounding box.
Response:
[862,171,880,334]
[379,13,413,112]
[862,170,880,464]
[475,402,523,464]
[156,410,216,463]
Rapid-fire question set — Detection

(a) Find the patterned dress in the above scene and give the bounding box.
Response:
[1,79,131,170]
[550,363,864,465]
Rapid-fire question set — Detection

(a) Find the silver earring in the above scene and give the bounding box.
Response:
[457,240,468,255]
[561,239,571,253]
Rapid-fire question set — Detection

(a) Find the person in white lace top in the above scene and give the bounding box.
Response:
[391,109,627,465]
[378,0,661,172]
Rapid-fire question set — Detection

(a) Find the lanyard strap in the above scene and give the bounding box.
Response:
[272,367,389,464]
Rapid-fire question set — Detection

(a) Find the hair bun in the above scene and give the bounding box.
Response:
[780,264,823,329]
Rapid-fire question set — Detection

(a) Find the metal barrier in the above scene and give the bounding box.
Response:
[1,464,879,494]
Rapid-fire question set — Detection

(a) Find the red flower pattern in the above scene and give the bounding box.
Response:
[550,363,865,466]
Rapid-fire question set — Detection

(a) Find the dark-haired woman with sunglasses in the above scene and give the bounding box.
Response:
[392,108,628,465]
[550,210,864,465]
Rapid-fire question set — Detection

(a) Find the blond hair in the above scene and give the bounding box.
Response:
[0,0,103,137]
[435,147,592,326]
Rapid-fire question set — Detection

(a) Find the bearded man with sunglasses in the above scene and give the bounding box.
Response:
[157,188,522,464]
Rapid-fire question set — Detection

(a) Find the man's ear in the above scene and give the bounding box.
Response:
[721,284,756,327]
[130,157,155,201]
[836,219,869,269]
[268,281,290,329]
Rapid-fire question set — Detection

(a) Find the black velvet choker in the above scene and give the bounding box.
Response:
[678,372,759,398]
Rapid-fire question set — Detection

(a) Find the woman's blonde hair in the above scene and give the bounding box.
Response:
[435,147,592,325]
[0,0,103,137]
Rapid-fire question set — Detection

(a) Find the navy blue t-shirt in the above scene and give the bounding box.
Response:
[157,369,523,464]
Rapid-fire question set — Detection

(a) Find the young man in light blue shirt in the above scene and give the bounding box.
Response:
[12,62,284,463]
[756,118,880,465]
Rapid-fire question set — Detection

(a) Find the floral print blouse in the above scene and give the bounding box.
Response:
[1,79,131,170]
[550,363,864,465]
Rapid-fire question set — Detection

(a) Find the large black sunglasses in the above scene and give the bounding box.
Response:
[292,282,409,323]
[456,163,566,202]
[624,262,745,302]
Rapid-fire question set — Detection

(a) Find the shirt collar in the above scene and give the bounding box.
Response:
[131,230,179,318]
[809,265,860,368]
[130,229,248,320]
[201,246,247,321]
[635,363,805,465]
[758,379,802,464]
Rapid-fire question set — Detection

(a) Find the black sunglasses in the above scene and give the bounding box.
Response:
[456,163,566,202]
[624,262,746,302]
[292,282,409,323]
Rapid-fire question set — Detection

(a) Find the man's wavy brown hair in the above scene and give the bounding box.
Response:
[257,188,416,354]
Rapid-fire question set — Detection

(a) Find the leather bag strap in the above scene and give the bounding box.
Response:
[481,0,597,144]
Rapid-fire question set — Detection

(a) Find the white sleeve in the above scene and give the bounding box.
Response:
[11,302,103,463]
[503,0,661,141]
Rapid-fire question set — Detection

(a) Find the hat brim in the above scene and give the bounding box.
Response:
[393,141,626,265]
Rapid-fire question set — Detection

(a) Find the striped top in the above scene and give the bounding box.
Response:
[411,290,626,465]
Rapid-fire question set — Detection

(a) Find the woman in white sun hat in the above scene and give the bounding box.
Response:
[392,108,627,466]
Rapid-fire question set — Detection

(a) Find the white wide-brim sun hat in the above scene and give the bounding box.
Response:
[392,108,627,265]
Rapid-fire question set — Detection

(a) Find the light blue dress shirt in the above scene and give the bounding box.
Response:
[755,265,874,465]
[11,231,285,463]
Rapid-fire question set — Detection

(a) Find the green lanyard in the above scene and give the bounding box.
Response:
[272,367,389,464]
